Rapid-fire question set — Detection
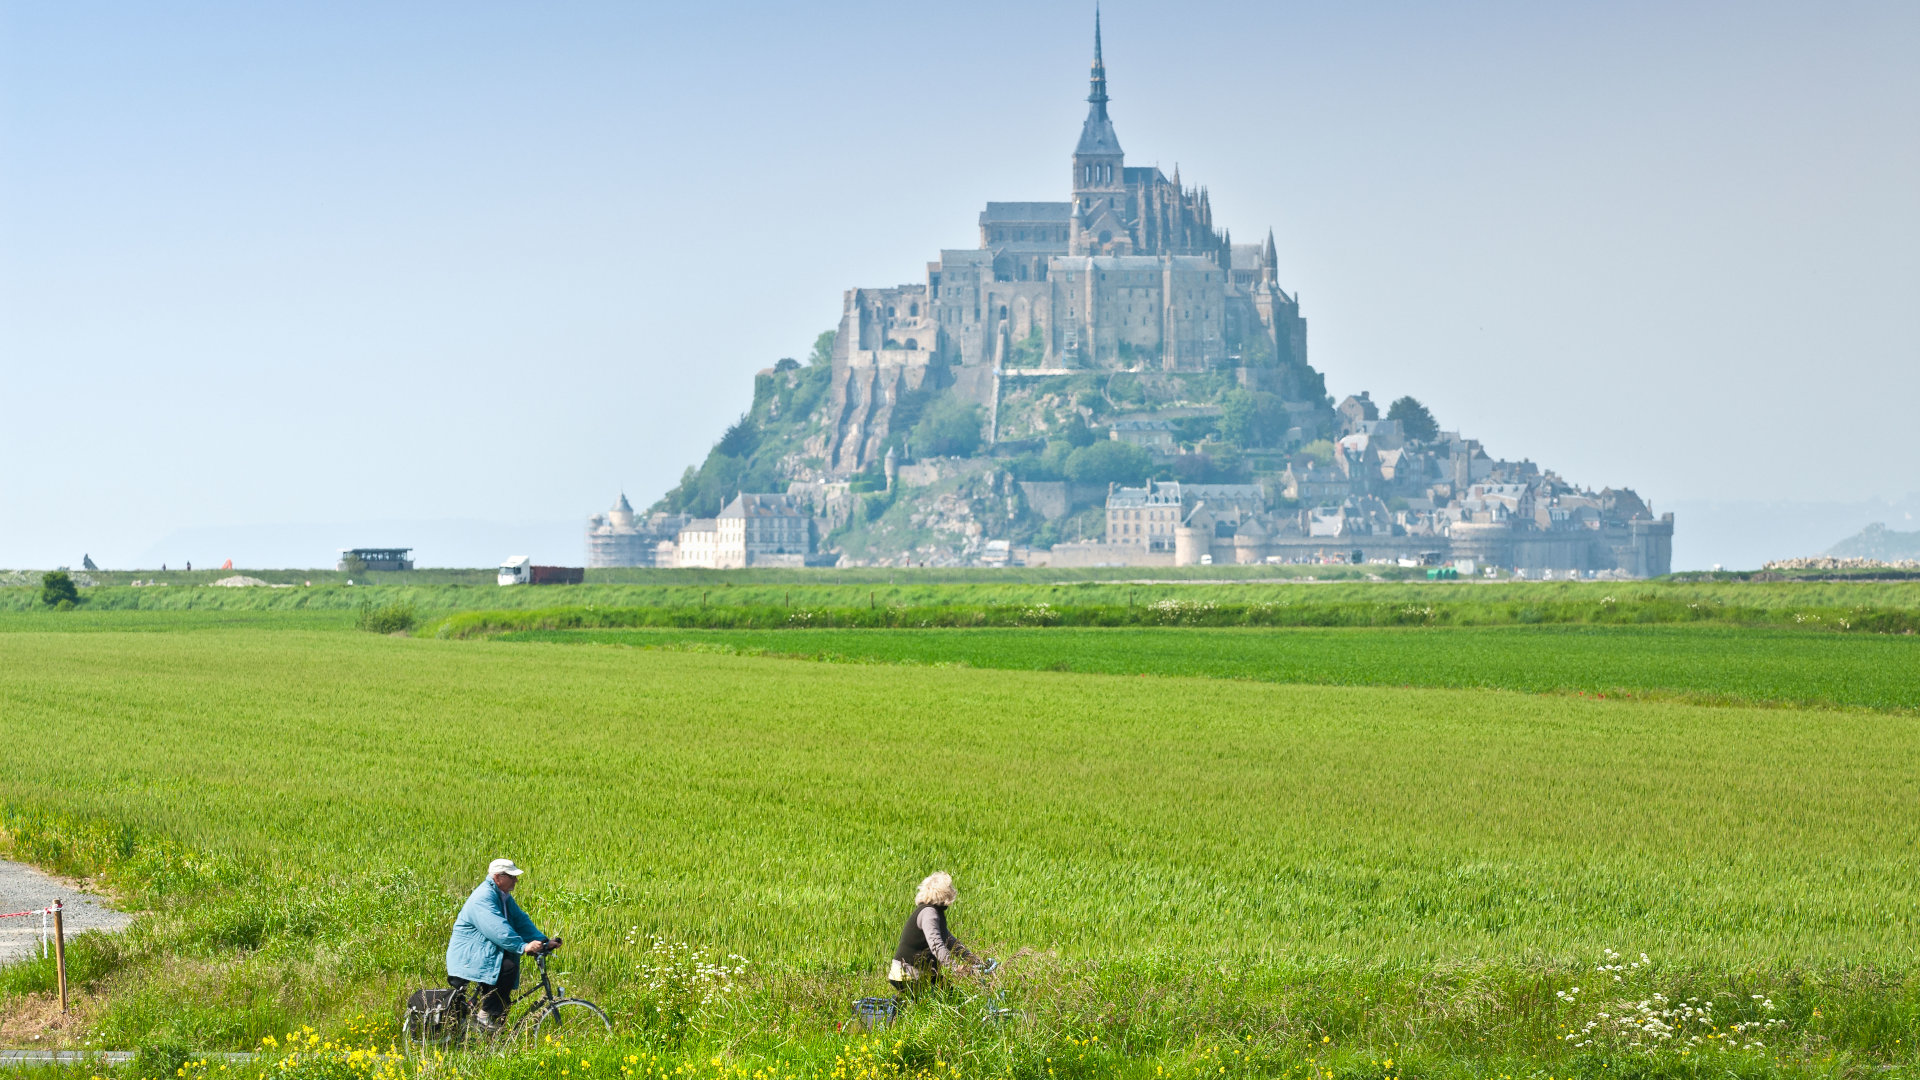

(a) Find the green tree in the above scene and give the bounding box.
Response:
[1052,411,1098,448]
[910,398,983,458]
[1387,395,1439,443]
[40,570,78,608]
[716,414,759,458]
[1218,389,1288,448]
[1064,440,1151,485]
[808,330,836,367]
[1170,415,1218,446]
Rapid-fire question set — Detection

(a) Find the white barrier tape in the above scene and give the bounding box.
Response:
[0,902,63,959]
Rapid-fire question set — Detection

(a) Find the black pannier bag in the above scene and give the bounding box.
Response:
[405,986,466,1030]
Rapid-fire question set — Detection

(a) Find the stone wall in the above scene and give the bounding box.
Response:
[1048,541,1175,568]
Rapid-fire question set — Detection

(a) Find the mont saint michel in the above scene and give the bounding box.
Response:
[596,17,1674,576]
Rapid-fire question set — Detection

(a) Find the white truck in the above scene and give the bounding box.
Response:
[498,556,584,586]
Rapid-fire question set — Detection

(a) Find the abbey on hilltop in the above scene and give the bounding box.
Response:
[614,15,1674,576]
[820,11,1322,476]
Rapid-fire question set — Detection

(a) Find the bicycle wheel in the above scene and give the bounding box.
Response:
[520,998,612,1048]
[402,1008,458,1060]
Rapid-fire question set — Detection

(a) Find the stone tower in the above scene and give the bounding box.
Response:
[1070,10,1130,256]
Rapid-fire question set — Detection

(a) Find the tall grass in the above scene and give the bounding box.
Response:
[1,628,1918,1075]
[493,624,1920,713]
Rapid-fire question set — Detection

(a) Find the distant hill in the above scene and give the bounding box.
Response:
[1827,522,1920,560]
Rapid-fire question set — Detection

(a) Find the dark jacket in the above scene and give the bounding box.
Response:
[894,903,971,970]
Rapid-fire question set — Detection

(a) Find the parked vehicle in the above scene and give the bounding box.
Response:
[498,557,585,586]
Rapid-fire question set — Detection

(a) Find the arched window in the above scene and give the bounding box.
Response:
[905,338,918,350]
[909,303,918,317]
[886,306,895,317]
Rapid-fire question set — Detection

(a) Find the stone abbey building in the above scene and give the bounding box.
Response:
[613,16,1674,577]
[821,15,1320,476]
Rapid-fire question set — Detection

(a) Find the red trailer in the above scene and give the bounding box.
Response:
[498,557,584,586]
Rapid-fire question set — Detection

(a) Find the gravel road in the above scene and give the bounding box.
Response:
[0,859,131,965]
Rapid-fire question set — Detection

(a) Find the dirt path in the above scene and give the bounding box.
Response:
[0,859,131,965]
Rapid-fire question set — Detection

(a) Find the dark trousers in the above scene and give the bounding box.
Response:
[451,951,520,1017]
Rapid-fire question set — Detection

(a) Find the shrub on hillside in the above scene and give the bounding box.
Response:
[355,599,417,634]
[911,397,983,458]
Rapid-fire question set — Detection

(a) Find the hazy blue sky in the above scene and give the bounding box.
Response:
[4,2,1916,568]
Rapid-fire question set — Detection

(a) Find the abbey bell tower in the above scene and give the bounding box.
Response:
[1070,11,1130,256]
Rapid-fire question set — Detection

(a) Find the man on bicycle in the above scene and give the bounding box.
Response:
[446,858,552,1030]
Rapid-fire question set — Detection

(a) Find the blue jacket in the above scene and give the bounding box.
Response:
[446,879,546,985]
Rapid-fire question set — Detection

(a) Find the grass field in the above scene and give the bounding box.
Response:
[1,607,1917,1079]
[491,625,1920,713]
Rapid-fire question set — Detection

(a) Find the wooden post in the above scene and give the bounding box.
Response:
[52,901,67,1011]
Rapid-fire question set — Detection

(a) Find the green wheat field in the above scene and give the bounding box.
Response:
[0,580,1917,1080]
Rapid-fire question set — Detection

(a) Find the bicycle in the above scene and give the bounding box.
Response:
[851,957,1015,1030]
[403,939,611,1056]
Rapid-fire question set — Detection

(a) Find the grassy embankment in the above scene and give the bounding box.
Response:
[5,578,1920,622]
[1,605,1918,1078]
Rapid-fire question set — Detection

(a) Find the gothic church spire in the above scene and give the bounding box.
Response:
[1074,8,1123,160]
[1089,7,1108,115]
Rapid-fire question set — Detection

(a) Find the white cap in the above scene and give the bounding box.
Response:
[489,858,525,877]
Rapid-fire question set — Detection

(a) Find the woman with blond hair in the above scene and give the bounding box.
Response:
[888,871,977,994]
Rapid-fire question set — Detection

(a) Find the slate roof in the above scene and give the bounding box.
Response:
[719,493,806,519]
[1076,112,1124,157]
[980,202,1071,224]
